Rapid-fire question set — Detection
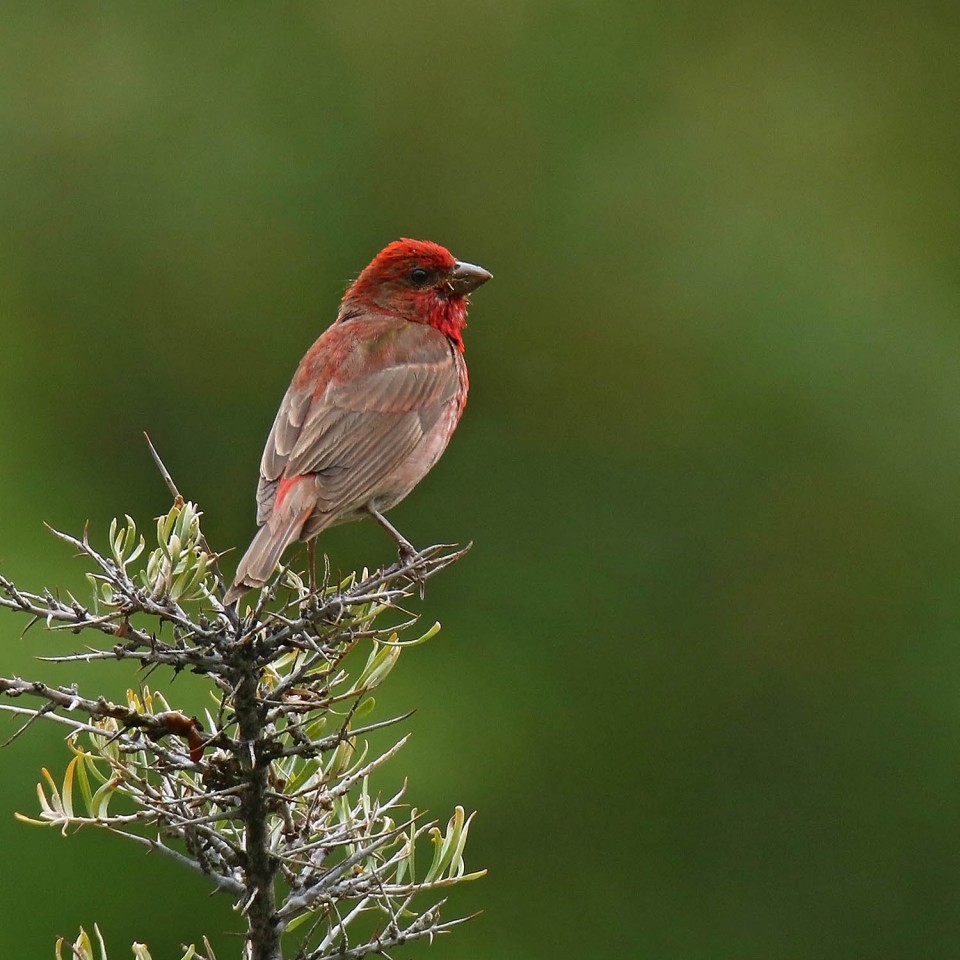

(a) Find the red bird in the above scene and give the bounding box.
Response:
[224,239,492,604]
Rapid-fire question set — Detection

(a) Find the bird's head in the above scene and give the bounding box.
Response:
[339,239,492,350]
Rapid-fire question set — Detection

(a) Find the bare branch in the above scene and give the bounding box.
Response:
[0,501,480,959]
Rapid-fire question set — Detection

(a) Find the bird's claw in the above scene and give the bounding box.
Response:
[396,543,429,594]
[398,543,424,569]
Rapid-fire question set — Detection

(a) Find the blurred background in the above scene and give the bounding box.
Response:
[2,2,960,957]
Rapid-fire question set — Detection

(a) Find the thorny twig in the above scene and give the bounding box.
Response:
[0,469,481,960]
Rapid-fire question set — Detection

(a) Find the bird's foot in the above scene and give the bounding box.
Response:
[396,540,429,594]
[397,539,425,568]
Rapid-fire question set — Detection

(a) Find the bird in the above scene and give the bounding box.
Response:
[223,239,492,605]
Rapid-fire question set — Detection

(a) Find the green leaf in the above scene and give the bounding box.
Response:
[38,767,62,818]
[69,927,94,960]
[352,696,376,720]
[283,912,315,933]
[403,620,442,647]
[423,825,447,883]
[326,738,355,779]
[91,778,119,819]
[396,812,417,885]
[354,640,401,691]
[72,750,95,815]
[448,807,478,878]
[61,756,78,821]
[424,806,471,883]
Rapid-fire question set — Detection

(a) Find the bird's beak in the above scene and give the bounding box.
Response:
[448,260,493,296]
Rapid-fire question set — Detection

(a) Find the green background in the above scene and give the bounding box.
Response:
[2,2,960,957]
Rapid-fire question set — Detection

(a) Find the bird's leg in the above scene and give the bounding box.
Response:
[367,506,421,565]
[307,539,317,594]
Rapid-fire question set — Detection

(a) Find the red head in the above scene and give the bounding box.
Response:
[339,239,492,351]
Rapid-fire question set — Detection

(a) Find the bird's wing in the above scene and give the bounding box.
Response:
[255,316,461,524]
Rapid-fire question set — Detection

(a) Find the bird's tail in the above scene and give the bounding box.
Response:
[224,509,311,606]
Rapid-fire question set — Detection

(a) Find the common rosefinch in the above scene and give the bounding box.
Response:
[224,239,492,605]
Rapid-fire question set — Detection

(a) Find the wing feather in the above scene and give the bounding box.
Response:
[255,315,460,526]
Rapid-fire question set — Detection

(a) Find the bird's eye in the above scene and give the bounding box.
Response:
[409,267,432,286]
